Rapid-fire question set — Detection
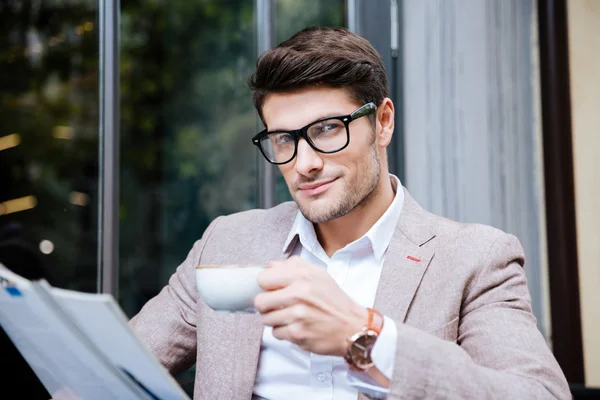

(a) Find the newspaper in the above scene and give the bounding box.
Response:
[0,264,190,400]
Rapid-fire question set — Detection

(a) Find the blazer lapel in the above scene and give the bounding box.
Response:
[229,210,298,399]
[374,189,437,323]
[195,204,298,400]
[231,312,265,399]
[232,251,294,399]
[359,190,435,400]
[195,307,263,400]
[374,230,434,322]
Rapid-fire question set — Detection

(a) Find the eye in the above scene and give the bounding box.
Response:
[321,122,342,132]
[311,121,344,136]
[272,132,294,145]
[321,123,338,132]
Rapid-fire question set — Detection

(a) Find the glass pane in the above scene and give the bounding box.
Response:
[118,1,257,314]
[0,1,99,397]
[273,0,346,204]
[275,0,346,44]
[119,3,258,391]
[0,2,100,290]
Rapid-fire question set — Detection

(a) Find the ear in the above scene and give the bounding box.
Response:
[376,98,395,148]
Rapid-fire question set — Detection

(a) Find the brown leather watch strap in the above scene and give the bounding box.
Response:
[368,308,384,334]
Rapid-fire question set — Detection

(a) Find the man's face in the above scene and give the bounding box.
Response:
[261,87,382,223]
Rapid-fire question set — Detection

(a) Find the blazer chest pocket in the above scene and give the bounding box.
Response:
[428,316,459,343]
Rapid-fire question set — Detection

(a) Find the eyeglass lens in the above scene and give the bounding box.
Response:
[259,118,348,164]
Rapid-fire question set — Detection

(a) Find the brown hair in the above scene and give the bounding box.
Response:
[248,27,389,123]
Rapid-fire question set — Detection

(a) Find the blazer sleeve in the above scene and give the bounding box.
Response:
[129,217,221,375]
[387,233,571,399]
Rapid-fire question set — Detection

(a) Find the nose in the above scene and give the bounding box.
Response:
[294,138,323,176]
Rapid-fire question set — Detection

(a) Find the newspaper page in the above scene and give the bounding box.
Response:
[45,284,190,400]
[0,265,155,400]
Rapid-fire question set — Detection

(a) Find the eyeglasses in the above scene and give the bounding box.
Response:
[252,102,377,165]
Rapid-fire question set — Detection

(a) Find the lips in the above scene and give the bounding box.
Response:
[297,178,337,197]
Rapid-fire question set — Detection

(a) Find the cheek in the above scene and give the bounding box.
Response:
[329,148,365,176]
[278,165,295,186]
[346,132,374,159]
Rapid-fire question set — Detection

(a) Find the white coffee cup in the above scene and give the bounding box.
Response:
[195,265,265,312]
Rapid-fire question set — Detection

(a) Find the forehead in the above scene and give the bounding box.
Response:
[262,87,361,131]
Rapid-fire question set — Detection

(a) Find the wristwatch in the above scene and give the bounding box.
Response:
[344,308,384,370]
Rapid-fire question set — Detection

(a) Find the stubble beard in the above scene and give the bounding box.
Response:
[294,143,381,224]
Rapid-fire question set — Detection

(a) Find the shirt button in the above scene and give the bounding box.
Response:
[317,373,327,382]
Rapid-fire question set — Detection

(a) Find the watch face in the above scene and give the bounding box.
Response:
[349,331,378,369]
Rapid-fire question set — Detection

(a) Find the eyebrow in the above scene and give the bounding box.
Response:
[267,111,349,132]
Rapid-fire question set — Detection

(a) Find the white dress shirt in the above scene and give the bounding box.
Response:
[253,175,404,400]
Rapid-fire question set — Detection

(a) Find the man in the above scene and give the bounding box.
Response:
[131,27,570,399]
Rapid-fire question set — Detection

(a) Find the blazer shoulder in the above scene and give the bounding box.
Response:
[196,202,298,265]
[432,217,525,269]
[400,191,513,252]
[209,201,298,237]
[420,207,520,255]
[452,220,513,244]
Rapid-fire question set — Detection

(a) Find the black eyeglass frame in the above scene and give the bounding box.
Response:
[251,102,377,165]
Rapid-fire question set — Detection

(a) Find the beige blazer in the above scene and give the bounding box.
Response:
[130,188,570,399]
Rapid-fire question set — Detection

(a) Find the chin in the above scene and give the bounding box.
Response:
[296,201,344,224]
[296,192,328,207]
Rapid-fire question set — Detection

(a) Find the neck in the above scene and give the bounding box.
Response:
[315,175,395,257]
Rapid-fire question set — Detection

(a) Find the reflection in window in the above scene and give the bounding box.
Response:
[0,2,99,397]
[0,1,99,292]
[119,0,258,317]
[275,0,346,43]
[119,2,260,393]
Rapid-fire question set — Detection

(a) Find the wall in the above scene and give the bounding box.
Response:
[401,0,551,340]
[567,0,600,387]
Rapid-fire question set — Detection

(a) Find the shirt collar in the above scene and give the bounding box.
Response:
[282,174,405,262]
[365,174,404,261]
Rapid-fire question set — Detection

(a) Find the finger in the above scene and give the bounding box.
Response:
[271,324,290,342]
[50,388,78,400]
[254,285,297,313]
[272,322,306,345]
[261,303,309,327]
[257,262,299,290]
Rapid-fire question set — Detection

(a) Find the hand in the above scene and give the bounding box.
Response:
[50,387,80,400]
[254,256,368,356]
